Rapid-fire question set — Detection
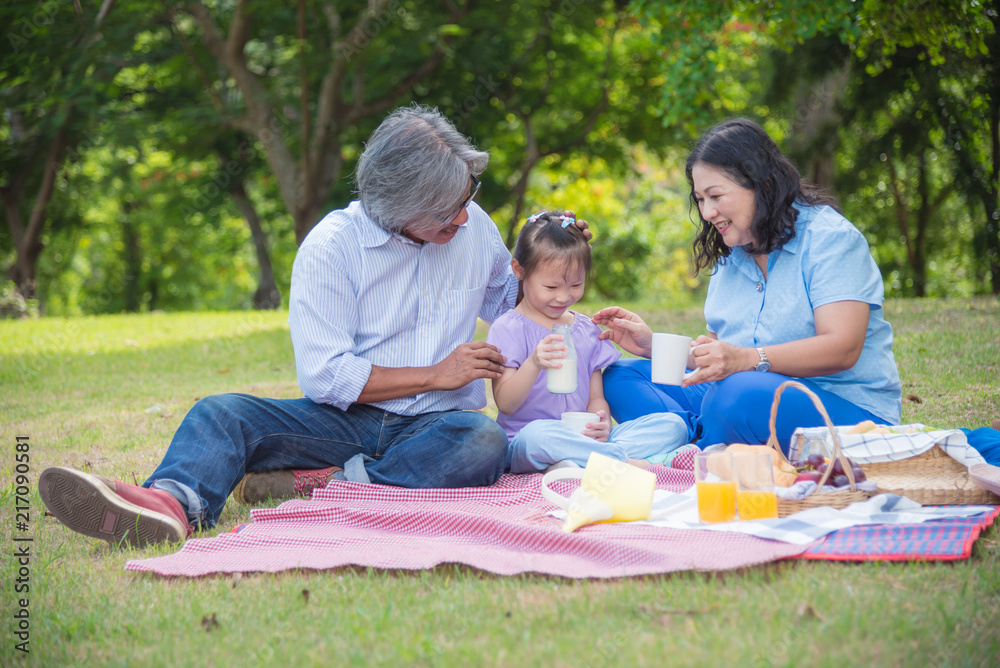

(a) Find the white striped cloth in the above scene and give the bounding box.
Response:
[603,489,992,545]
[288,200,518,414]
[791,424,987,467]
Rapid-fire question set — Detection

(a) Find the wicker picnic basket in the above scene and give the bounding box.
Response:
[787,397,1000,507]
[845,444,999,506]
[766,381,872,517]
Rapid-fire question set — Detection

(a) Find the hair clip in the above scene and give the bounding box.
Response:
[526,211,546,224]
[559,214,575,228]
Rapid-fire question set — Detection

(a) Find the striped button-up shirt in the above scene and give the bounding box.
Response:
[288,200,518,414]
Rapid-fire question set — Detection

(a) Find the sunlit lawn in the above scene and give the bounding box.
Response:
[1,299,998,666]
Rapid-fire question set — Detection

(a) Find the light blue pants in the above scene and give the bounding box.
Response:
[506,412,691,474]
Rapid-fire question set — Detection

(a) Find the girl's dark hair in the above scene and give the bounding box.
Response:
[512,211,592,305]
[686,118,840,273]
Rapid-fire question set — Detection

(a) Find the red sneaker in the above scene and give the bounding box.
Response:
[39,467,192,547]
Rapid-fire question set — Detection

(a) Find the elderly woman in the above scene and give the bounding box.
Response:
[595,118,902,452]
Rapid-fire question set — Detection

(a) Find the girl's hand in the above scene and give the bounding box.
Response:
[591,306,654,358]
[684,336,755,386]
[529,333,568,371]
[585,410,612,443]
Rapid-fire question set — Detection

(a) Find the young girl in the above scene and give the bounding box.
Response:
[487,210,692,473]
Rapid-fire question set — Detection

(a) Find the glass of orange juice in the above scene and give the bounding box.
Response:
[694,451,736,523]
[732,453,779,520]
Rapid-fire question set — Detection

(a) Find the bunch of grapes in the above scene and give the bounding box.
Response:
[791,453,866,488]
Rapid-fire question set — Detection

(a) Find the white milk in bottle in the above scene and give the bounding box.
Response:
[546,322,577,394]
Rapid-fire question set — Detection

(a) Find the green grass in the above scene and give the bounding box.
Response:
[2,300,999,667]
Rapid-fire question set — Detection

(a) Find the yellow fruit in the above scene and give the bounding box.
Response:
[706,451,733,480]
[773,468,799,487]
[725,443,783,469]
[847,420,877,434]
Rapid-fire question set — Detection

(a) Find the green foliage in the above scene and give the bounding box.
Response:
[633,0,1000,295]
[7,0,692,312]
[512,149,705,305]
[38,135,297,315]
[4,0,999,313]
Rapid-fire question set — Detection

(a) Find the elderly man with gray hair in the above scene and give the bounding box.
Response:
[39,105,588,548]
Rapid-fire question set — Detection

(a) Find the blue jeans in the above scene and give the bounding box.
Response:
[602,360,887,454]
[142,394,508,527]
[506,412,691,473]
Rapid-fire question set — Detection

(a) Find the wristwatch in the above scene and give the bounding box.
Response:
[754,347,770,372]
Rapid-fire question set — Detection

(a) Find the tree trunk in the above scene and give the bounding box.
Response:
[5,130,67,302]
[786,58,851,192]
[913,151,929,298]
[185,0,458,246]
[888,149,954,298]
[229,183,281,309]
[989,88,1000,295]
[3,2,118,305]
[122,209,142,312]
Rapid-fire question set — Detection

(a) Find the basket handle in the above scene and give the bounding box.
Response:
[765,380,857,492]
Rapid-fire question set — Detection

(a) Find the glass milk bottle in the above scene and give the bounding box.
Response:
[546,323,577,394]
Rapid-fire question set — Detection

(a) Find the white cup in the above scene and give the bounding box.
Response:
[651,333,700,385]
[561,411,599,436]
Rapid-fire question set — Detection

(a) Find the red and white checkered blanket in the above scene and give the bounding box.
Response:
[125,467,811,578]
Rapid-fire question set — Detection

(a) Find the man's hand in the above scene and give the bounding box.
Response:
[432,341,507,390]
[562,210,592,241]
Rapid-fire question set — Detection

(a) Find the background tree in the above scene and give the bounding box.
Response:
[1,0,128,302]
[4,0,996,315]
[634,0,999,295]
[418,2,657,243]
[171,0,477,243]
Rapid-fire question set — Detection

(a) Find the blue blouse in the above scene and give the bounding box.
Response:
[703,203,902,423]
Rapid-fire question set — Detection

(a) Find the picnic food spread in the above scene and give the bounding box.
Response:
[847,419,920,435]
[789,452,867,489]
[709,442,869,490]
[708,443,797,487]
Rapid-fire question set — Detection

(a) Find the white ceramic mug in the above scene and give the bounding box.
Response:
[651,333,700,385]
[561,411,599,436]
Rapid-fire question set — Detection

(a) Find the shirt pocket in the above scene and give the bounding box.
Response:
[439,286,485,336]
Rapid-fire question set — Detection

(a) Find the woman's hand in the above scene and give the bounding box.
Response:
[529,333,568,371]
[684,335,755,386]
[591,306,653,358]
[585,410,612,443]
[682,301,870,386]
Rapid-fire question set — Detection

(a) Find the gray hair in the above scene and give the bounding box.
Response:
[356,104,489,234]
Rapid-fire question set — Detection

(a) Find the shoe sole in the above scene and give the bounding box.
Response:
[231,468,341,505]
[231,472,295,505]
[38,467,186,548]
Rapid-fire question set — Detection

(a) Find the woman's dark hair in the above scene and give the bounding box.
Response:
[686,118,839,273]
[512,211,592,305]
